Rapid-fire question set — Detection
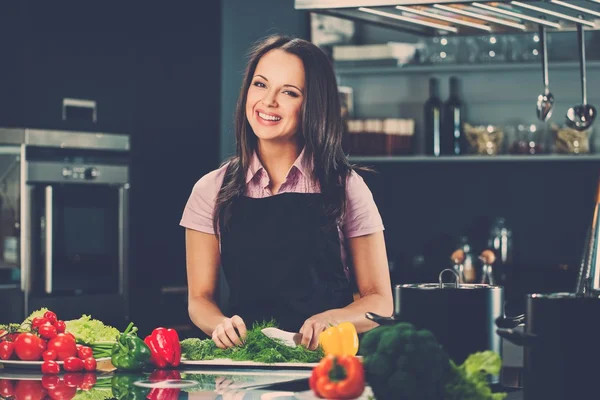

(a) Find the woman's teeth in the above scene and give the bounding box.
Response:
[258,112,281,121]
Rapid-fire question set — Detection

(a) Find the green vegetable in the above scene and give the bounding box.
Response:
[359,323,451,400]
[181,373,255,392]
[73,388,114,400]
[65,314,121,344]
[20,307,49,330]
[111,322,151,371]
[444,351,506,400]
[180,320,323,363]
[111,374,150,400]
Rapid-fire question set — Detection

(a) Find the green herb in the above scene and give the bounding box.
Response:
[444,351,507,400]
[181,373,255,392]
[73,388,114,400]
[180,320,323,363]
[65,315,121,345]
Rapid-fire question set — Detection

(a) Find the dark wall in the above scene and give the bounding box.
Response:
[220,0,309,160]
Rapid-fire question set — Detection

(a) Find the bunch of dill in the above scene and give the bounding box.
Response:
[180,320,323,363]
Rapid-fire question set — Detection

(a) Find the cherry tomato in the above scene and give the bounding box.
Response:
[43,350,58,361]
[0,341,15,360]
[47,334,77,361]
[0,379,15,398]
[41,375,61,389]
[65,332,76,342]
[63,373,84,388]
[77,346,93,360]
[75,344,82,351]
[55,320,66,334]
[63,356,84,372]
[38,324,58,340]
[80,373,97,391]
[46,379,77,400]
[14,380,46,400]
[44,311,58,325]
[82,357,97,372]
[32,317,50,329]
[13,333,46,361]
[41,360,60,375]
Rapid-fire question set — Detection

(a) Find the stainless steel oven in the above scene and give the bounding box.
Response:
[0,128,130,327]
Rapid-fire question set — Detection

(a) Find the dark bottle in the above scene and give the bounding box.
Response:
[424,78,442,156]
[442,76,464,155]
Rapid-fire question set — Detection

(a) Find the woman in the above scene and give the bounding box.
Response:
[180,35,393,350]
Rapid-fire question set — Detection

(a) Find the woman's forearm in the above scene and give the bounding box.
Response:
[188,295,228,336]
[326,293,393,333]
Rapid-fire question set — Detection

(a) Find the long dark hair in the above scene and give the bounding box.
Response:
[213,35,354,235]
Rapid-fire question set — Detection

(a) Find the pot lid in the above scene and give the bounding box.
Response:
[398,268,502,290]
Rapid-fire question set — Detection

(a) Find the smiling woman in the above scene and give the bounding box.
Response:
[180,35,393,352]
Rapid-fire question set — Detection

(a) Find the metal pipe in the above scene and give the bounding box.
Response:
[435,4,529,30]
[358,7,459,33]
[44,186,53,295]
[470,3,561,29]
[550,0,600,19]
[395,5,491,31]
[511,1,597,27]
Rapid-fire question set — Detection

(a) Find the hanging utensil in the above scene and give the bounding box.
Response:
[536,24,554,121]
[566,17,596,131]
[575,176,600,296]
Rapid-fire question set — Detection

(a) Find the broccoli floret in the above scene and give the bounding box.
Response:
[360,323,450,400]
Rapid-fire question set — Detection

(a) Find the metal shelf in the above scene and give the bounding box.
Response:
[349,154,600,162]
[335,60,600,75]
[296,1,600,36]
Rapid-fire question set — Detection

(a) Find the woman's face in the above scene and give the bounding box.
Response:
[246,49,305,144]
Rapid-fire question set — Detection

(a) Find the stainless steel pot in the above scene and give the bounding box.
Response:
[496,292,600,400]
[366,269,505,367]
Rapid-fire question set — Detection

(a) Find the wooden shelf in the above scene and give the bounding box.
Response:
[349,154,600,163]
[335,61,600,76]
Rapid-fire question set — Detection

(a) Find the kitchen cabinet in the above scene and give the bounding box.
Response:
[0,1,133,134]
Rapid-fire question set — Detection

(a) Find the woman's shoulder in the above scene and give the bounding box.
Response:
[345,169,372,195]
[191,162,231,195]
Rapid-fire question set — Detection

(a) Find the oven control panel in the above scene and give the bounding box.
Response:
[61,166,100,180]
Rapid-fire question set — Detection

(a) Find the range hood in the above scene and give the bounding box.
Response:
[295,1,600,36]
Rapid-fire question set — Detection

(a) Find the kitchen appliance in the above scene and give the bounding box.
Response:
[496,177,600,399]
[366,269,504,375]
[0,128,130,327]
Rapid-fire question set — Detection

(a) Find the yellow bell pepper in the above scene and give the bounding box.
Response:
[319,322,359,357]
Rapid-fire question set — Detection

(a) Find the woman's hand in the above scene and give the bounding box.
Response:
[299,312,337,350]
[212,315,247,349]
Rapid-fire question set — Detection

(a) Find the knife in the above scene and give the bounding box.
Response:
[261,327,302,348]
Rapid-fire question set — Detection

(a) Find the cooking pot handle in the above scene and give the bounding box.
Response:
[365,312,397,325]
[495,313,526,329]
[496,328,537,347]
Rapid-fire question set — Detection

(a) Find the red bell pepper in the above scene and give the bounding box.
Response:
[144,327,181,368]
[309,355,366,399]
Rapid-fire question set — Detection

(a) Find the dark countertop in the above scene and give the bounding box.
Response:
[0,366,523,399]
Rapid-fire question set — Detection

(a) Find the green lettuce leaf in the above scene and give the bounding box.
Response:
[463,350,503,378]
[65,315,120,344]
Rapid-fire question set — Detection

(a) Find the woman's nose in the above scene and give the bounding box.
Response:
[261,90,277,107]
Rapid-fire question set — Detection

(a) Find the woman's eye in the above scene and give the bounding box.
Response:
[253,81,266,88]
[284,91,299,98]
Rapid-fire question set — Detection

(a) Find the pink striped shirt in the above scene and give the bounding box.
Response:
[180,150,384,278]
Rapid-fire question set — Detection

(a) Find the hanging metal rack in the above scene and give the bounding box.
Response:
[295,1,600,36]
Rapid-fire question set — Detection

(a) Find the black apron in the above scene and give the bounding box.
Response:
[219,192,354,332]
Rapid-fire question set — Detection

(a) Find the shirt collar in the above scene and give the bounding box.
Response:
[245,148,312,185]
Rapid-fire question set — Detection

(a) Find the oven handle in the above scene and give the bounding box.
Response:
[45,186,53,294]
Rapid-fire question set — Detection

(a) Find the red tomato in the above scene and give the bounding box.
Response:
[62,357,84,372]
[41,375,61,389]
[65,333,76,342]
[0,341,15,360]
[55,320,66,334]
[41,360,60,375]
[13,333,46,361]
[46,380,77,400]
[38,324,58,340]
[14,380,46,400]
[43,350,58,361]
[80,373,97,390]
[75,344,82,351]
[63,373,84,388]
[77,346,93,360]
[47,334,77,361]
[44,311,58,324]
[0,379,15,398]
[83,357,97,372]
[32,317,50,329]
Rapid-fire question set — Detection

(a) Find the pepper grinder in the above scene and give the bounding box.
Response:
[479,249,496,285]
[450,248,466,284]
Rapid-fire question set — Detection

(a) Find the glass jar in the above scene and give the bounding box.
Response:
[464,123,505,155]
[552,124,594,154]
[507,123,547,155]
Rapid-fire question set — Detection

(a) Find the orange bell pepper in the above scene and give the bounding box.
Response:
[319,322,359,357]
[309,354,365,399]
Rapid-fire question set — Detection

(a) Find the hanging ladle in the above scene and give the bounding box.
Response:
[536,24,554,122]
[566,17,596,131]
